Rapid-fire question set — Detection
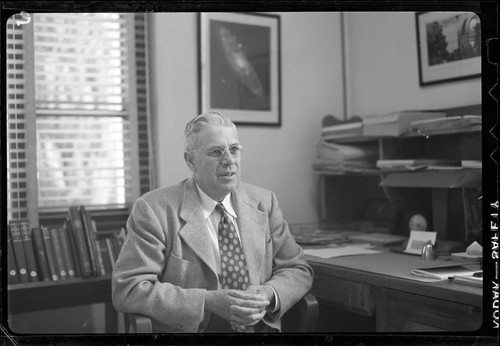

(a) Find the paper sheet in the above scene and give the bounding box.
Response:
[303,245,382,258]
[404,230,436,255]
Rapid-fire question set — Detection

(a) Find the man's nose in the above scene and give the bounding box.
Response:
[221,149,236,164]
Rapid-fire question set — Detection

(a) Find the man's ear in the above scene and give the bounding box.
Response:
[184,151,196,173]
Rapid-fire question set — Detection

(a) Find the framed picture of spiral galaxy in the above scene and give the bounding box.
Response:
[199,12,281,126]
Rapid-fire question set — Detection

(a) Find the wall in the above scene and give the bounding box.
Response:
[345,12,481,117]
[149,12,482,225]
[149,12,344,224]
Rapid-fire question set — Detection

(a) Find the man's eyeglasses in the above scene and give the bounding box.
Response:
[191,144,243,159]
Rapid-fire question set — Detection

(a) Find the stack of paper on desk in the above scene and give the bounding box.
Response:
[303,244,381,259]
[410,264,479,281]
[348,232,406,246]
[453,272,483,287]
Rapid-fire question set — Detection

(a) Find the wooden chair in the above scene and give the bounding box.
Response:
[126,292,319,333]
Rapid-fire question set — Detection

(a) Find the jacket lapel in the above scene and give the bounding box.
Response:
[233,187,268,286]
[178,178,218,280]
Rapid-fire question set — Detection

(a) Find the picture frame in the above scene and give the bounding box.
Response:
[416,12,481,86]
[198,12,281,126]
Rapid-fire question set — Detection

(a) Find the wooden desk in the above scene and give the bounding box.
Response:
[306,251,482,332]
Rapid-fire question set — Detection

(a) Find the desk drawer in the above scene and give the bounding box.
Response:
[376,287,482,332]
[312,274,374,316]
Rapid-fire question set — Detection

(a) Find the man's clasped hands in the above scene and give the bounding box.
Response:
[205,284,274,332]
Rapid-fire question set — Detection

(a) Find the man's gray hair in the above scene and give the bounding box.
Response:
[184,112,237,151]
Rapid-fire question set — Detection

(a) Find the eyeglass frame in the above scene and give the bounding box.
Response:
[189,143,243,159]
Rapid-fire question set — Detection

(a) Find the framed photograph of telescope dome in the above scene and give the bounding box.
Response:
[416,12,481,86]
[199,12,281,126]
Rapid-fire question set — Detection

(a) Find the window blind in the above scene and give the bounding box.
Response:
[32,13,134,209]
[36,116,128,207]
[33,13,128,114]
[6,12,151,219]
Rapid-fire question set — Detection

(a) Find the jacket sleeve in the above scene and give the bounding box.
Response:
[263,191,314,318]
[111,197,206,332]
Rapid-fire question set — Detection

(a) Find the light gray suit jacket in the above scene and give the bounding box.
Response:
[112,177,313,332]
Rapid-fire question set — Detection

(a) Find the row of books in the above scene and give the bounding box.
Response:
[7,206,125,285]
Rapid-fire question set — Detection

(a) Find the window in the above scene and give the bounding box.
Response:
[6,13,153,222]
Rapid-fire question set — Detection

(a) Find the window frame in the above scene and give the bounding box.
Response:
[5,12,153,229]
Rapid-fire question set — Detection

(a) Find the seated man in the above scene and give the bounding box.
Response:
[112,112,313,333]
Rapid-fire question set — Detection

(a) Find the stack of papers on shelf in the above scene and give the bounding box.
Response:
[314,139,378,173]
[410,264,479,281]
[363,111,446,137]
[322,121,363,141]
[411,115,481,135]
[376,159,461,172]
[321,115,363,141]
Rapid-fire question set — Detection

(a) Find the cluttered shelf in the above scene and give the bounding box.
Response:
[314,105,482,247]
[327,117,481,144]
[315,104,482,176]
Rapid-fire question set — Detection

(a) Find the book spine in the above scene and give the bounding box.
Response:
[91,220,106,276]
[98,239,112,275]
[105,237,117,269]
[31,227,51,281]
[94,236,106,276]
[64,218,81,278]
[56,227,77,279]
[41,226,60,281]
[9,221,29,283]
[67,206,92,277]
[7,230,20,284]
[19,221,39,282]
[79,206,100,276]
[49,227,69,280]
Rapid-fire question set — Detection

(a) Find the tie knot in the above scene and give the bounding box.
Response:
[215,203,227,215]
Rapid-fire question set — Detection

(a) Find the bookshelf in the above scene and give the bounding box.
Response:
[8,275,118,333]
[6,206,126,333]
[316,104,482,246]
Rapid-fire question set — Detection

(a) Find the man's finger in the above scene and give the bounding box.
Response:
[230,304,265,316]
[229,289,267,301]
[230,296,269,309]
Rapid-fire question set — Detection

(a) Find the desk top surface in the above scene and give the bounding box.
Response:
[305,249,483,307]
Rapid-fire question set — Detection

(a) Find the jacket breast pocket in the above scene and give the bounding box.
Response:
[162,253,211,288]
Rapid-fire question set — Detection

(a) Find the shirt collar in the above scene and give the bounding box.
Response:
[195,183,237,219]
